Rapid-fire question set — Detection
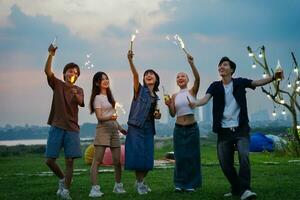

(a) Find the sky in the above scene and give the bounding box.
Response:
[0,0,300,126]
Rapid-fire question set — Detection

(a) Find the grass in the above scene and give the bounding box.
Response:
[0,139,300,200]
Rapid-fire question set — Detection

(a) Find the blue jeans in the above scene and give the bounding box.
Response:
[217,127,251,195]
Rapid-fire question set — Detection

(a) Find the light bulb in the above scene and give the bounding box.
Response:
[282,110,286,115]
[294,68,299,73]
[252,63,256,68]
[259,52,263,58]
[248,52,254,57]
[272,111,277,117]
[287,82,292,88]
[262,73,267,78]
[280,99,285,104]
[297,125,300,130]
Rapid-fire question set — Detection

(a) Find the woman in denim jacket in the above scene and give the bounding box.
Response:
[125,50,161,195]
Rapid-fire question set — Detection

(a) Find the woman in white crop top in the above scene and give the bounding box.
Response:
[88,72,127,197]
[164,53,202,192]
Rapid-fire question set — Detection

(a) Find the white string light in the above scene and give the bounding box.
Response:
[252,62,256,69]
[258,51,263,58]
[262,72,267,78]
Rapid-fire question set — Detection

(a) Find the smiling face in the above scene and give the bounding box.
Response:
[176,72,189,88]
[218,61,233,77]
[64,68,79,84]
[99,74,109,90]
[143,71,157,86]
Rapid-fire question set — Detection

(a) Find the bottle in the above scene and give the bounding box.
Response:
[275,60,283,81]
[162,86,171,101]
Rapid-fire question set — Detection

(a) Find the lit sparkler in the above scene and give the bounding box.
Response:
[70,75,76,84]
[115,102,126,116]
[174,34,188,55]
[130,29,139,51]
[52,36,57,48]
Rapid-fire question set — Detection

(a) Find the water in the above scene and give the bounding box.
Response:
[0,138,93,146]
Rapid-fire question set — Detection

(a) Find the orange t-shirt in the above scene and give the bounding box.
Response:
[47,74,84,132]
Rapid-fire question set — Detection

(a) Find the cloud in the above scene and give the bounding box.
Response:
[0,0,174,40]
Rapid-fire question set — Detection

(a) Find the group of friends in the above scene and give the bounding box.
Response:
[44,42,283,200]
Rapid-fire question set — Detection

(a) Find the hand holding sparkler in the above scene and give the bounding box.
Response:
[48,37,58,56]
[187,96,196,109]
[187,54,194,65]
[127,50,134,61]
[111,113,118,121]
[48,43,57,56]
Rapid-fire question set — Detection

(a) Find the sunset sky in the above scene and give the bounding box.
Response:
[0,0,300,126]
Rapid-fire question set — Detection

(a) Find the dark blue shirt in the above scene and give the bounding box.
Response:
[206,77,256,133]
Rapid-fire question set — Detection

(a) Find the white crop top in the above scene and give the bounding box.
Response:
[93,94,116,118]
[174,88,196,117]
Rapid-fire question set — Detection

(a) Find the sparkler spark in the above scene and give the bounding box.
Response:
[84,53,95,70]
[115,102,126,115]
[166,34,188,55]
[70,76,75,84]
[130,29,139,51]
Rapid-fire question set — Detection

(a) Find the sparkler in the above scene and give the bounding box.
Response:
[115,102,126,116]
[52,36,57,48]
[130,29,139,51]
[174,34,188,55]
[70,75,76,84]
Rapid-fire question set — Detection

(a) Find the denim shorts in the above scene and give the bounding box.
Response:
[45,126,82,158]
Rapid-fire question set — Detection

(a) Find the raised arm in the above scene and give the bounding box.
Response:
[127,50,139,96]
[44,44,57,78]
[251,76,275,87]
[189,93,212,108]
[187,54,200,96]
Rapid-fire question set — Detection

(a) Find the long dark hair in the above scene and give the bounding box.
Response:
[143,69,160,92]
[89,71,116,114]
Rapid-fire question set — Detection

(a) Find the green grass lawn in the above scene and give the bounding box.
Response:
[0,140,300,200]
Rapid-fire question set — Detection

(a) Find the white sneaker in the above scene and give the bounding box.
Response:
[185,188,195,192]
[143,182,151,192]
[240,190,257,200]
[56,178,64,196]
[224,192,232,197]
[113,182,126,194]
[60,188,72,200]
[136,181,148,195]
[89,185,104,198]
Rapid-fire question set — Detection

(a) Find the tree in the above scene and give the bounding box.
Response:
[247,46,300,155]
